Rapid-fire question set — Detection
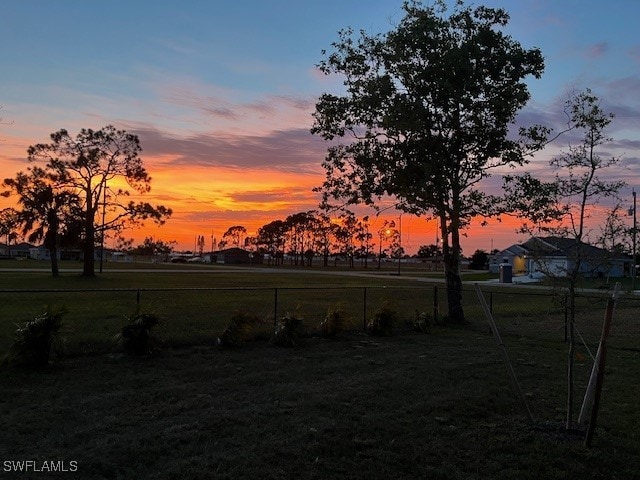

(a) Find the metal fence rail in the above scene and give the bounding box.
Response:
[1,285,637,355]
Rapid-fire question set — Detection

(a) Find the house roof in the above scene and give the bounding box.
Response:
[495,237,622,260]
[506,245,529,256]
[493,244,528,258]
[12,242,35,251]
[522,236,610,258]
[215,247,252,255]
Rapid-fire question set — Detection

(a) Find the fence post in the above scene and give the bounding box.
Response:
[136,289,141,313]
[274,288,278,326]
[363,287,367,331]
[490,291,493,314]
[433,285,439,323]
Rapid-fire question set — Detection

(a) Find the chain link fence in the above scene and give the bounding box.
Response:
[466,286,639,352]
[1,284,637,355]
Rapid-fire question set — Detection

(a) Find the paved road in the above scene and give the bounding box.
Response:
[0,264,538,287]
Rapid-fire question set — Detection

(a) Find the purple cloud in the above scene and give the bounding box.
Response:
[274,95,314,111]
[586,42,608,59]
[160,86,317,128]
[129,125,328,174]
[243,101,276,116]
[202,105,238,120]
[629,46,640,63]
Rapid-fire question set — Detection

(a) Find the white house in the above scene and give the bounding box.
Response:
[490,237,630,279]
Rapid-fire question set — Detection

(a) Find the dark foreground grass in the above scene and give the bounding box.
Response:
[1,329,638,480]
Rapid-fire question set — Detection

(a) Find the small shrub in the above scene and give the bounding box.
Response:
[412,310,435,333]
[270,313,304,347]
[219,312,262,347]
[6,308,65,367]
[115,313,160,356]
[319,305,348,338]
[366,305,396,337]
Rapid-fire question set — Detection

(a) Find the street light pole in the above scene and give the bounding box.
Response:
[397,213,402,275]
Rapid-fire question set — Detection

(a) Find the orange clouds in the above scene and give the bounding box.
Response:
[120,156,323,249]
[3,122,626,256]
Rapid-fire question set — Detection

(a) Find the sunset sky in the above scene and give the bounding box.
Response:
[1,0,639,255]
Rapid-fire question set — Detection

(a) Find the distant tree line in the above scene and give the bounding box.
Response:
[211,210,414,268]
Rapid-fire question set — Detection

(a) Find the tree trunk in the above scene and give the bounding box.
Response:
[442,214,465,324]
[46,211,60,277]
[82,190,95,277]
[50,246,59,277]
[444,253,464,323]
[566,283,576,429]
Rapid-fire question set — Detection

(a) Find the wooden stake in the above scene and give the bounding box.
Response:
[577,348,601,426]
[584,283,620,447]
[579,283,620,425]
[474,283,534,424]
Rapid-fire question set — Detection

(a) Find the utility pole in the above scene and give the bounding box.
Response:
[99,184,107,274]
[633,189,637,291]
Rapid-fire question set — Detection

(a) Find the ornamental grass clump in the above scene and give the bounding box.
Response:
[412,310,435,333]
[270,313,304,347]
[319,305,348,338]
[219,312,263,348]
[366,305,396,337]
[6,308,65,367]
[115,313,160,356]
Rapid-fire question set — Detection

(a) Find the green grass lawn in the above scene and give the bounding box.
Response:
[1,263,637,355]
[2,265,638,478]
[1,329,638,479]
[0,264,433,355]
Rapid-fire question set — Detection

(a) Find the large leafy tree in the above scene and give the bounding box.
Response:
[311,1,544,322]
[26,125,172,276]
[417,244,441,259]
[257,219,288,265]
[469,249,489,270]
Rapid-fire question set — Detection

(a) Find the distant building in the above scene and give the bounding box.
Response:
[212,248,262,265]
[29,247,89,261]
[110,251,133,263]
[490,237,630,278]
[489,244,529,274]
[5,242,34,259]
